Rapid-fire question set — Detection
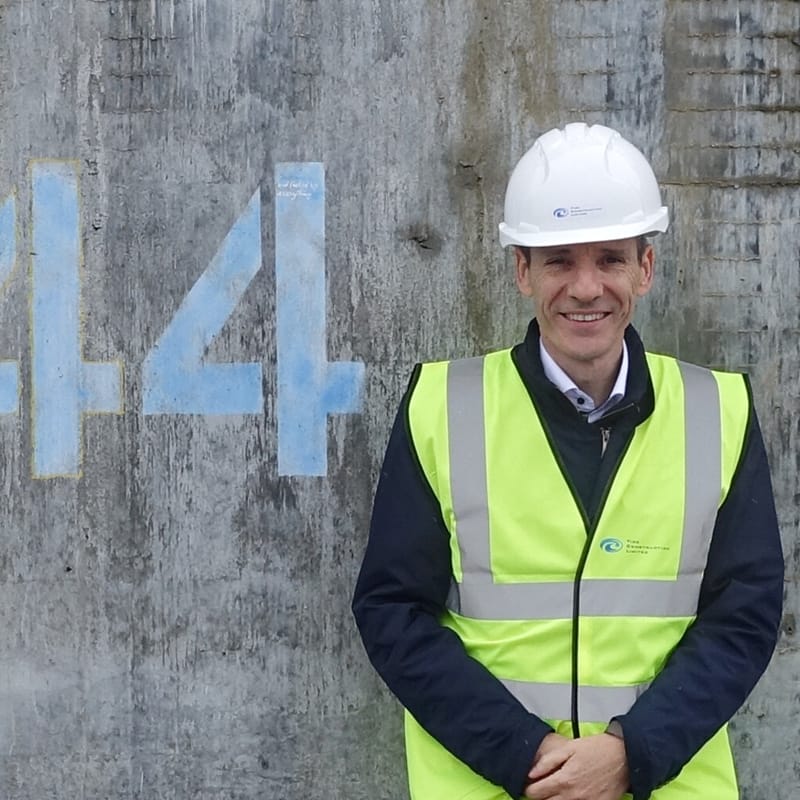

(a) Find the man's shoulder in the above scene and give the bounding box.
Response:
[643,352,751,424]
[644,349,743,374]
[407,348,521,415]
[417,346,515,369]
[644,351,749,389]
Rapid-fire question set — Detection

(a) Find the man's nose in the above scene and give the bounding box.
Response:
[568,262,604,302]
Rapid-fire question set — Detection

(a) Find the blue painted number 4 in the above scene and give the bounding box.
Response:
[1,160,364,479]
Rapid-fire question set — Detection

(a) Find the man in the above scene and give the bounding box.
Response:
[353,123,784,800]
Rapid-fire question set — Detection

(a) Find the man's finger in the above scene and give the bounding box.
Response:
[527,748,569,782]
[524,772,563,800]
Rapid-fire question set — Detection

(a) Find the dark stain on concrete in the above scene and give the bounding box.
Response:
[377,0,406,62]
[450,1,558,354]
[400,222,444,255]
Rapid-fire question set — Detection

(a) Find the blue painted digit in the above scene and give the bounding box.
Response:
[31,162,122,477]
[0,193,19,414]
[275,163,364,476]
[142,190,264,415]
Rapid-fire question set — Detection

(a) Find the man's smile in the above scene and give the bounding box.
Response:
[561,311,610,322]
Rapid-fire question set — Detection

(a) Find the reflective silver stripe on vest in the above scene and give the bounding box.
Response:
[447,356,494,588]
[676,360,722,591]
[501,679,651,723]
[449,574,710,620]
[445,355,722,620]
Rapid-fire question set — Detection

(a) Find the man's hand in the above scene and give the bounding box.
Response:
[523,732,629,800]
[528,732,572,779]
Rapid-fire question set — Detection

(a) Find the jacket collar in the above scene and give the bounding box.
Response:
[513,318,655,427]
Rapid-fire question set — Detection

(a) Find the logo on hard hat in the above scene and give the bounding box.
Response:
[553,205,604,220]
[599,538,624,553]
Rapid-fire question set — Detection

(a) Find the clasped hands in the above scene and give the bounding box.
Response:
[523,732,629,800]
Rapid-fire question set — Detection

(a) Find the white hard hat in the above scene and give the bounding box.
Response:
[498,123,669,248]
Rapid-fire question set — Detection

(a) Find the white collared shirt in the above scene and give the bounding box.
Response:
[539,340,628,423]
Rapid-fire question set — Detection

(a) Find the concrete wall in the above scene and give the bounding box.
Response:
[0,0,796,797]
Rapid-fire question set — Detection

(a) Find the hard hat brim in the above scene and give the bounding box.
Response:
[499,208,669,249]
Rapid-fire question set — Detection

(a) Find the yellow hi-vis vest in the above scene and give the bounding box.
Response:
[405,349,750,800]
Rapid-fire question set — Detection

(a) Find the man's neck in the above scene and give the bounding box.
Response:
[540,340,625,406]
[567,362,619,406]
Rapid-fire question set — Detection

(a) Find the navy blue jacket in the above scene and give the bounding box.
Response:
[353,321,784,799]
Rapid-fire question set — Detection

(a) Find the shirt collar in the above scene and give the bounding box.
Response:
[539,340,629,421]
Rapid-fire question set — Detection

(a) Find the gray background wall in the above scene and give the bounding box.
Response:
[0,0,797,797]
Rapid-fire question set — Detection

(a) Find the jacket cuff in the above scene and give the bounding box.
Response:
[505,718,555,798]
[612,716,655,800]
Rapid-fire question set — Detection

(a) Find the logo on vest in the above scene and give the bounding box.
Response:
[599,537,672,555]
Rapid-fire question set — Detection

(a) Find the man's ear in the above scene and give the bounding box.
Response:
[637,244,655,297]
[514,246,534,298]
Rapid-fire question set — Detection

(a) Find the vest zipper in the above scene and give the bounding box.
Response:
[600,427,610,456]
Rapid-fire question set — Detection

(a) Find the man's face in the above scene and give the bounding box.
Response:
[514,238,654,374]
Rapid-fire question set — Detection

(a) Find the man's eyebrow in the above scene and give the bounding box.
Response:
[539,247,572,255]
[599,247,628,256]
[539,246,629,256]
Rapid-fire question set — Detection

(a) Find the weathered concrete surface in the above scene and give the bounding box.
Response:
[0,0,796,798]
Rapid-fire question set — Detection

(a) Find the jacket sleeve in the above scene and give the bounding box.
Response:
[352,381,554,798]
[614,410,785,799]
